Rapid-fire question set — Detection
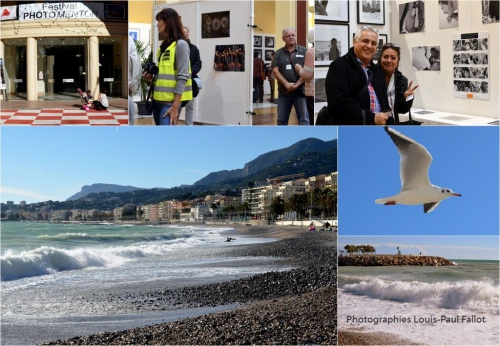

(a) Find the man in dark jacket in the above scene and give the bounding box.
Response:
[183,27,202,125]
[325,26,391,125]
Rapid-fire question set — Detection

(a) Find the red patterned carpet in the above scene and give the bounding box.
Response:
[0,109,129,126]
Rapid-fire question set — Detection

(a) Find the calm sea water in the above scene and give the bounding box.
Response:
[338,261,499,345]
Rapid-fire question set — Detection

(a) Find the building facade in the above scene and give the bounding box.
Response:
[0,1,128,101]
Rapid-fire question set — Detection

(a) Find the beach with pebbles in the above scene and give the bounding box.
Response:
[42,225,337,345]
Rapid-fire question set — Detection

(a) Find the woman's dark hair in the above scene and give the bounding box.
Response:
[156,8,186,44]
[377,44,401,68]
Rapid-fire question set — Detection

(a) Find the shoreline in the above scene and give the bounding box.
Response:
[36,226,336,345]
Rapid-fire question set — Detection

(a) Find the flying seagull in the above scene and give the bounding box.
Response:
[375,126,461,213]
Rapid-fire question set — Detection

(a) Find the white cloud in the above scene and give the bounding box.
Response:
[0,187,56,202]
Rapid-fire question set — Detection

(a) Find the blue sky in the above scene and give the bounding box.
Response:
[1,127,337,204]
[338,235,499,260]
[339,126,499,236]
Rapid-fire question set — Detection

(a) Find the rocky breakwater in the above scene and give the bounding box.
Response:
[338,255,455,266]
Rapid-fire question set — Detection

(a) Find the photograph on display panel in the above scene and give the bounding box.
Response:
[314,0,349,22]
[315,24,349,66]
[265,36,275,48]
[453,32,489,100]
[314,68,328,113]
[438,0,458,29]
[201,11,230,38]
[412,46,440,71]
[357,0,385,25]
[214,44,245,71]
[254,35,262,47]
[482,0,500,23]
[399,1,425,34]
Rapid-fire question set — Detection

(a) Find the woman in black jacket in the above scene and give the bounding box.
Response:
[377,43,419,124]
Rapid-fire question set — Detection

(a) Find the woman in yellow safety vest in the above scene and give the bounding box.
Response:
[144,8,193,125]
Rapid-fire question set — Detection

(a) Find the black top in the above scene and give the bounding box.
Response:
[325,47,390,125]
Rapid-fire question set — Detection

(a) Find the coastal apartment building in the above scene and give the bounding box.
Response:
[0,1,128,101]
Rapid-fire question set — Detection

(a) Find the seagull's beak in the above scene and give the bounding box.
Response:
[453,193,462,197]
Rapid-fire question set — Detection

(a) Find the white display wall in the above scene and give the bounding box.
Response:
[389,0,499,118]
[154,0,253,125]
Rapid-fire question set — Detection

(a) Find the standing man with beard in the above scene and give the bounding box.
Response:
[325,26,390,125]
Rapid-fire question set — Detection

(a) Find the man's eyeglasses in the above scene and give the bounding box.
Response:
[284,35,295,38]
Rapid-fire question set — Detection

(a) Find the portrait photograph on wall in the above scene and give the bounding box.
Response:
[482,0,499,23]
[264,49,274,62]
[314,68,328,112]
[214,44,245,71]
[412,46,440,71]
[254,35,262,47]
[453,32,489,100]
[357,0,385,25]
[399,1,425,33]
[372,33,387,63]
[202,11,230,38]
[314,0,349,22]
[254,50,262,59]
[438,0,458,29]
[315,23,349,66]
[265,36,275,48]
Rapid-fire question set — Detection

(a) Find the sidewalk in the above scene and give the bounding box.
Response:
[0,99,128,126]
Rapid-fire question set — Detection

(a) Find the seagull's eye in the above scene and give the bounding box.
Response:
[447,189,450,193]
[441,189,444,193]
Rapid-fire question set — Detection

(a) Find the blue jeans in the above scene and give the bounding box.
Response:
[153,102,181,126]
[277,94,309,125]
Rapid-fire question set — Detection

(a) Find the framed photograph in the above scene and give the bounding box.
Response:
[264,36,275,48]
[315,23,349,67]
[254,50,262,59]
[399,1,425,34]
[438,0,458,29]
[106,4,125,19]
[482,0,499,23]
[412,46,440,71]
[129,29,139,42]
[314,68,328,114]
[264,49,274,62]
[214,44,245,72]
[254,35,262,47]
[357,0,385,25]
[315,0,349,22]
[371,33,387,63]
[201,11,230,39]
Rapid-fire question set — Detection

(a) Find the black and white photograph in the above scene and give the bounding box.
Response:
[201,11,230,39]
[372,34,387,63]
[253,50,262,59]
[453,32,489,100]
[357,0,385,25]
[399,1,425,34]
[264,36,275,48]
[254,35,262,48]
[315,23,349,66]
[314,68,328,113]
[412,46,440,71]
[438,0,458,29]
[264,50,274,62]
[314,0,349,22]
[482,0,500,23]
[213,44,245,72]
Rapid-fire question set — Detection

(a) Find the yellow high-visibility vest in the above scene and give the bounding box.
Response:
[154,41,193,102]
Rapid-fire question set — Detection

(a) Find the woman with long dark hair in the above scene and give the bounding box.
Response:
[378,43,419,124]
[144,8,192,125]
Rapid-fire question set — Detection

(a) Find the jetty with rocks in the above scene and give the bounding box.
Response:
[338,254,455,266]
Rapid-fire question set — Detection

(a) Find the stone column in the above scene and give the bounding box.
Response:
[26,37,37,101]
[88,36,99,96]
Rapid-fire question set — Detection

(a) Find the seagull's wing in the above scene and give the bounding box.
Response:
[424,201,441,213]
[384,126,433,191]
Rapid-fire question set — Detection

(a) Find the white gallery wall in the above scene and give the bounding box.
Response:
[156,0,253,125]
[389,0,499,118]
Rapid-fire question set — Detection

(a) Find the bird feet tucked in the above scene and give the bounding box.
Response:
[384,201,397,205]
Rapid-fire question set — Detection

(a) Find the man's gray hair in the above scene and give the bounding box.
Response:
[282,27,296,36]
[354,25,379,42]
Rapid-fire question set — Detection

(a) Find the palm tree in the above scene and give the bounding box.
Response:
[133,40,152,103]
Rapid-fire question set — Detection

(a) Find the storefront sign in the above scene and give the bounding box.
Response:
[104,78,114,82]
[0,6,17,21]
[14,79,23,83]
[19,2,104,21]
[63,79,74,83]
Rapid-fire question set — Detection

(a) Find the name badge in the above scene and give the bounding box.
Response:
[286,64,292,70]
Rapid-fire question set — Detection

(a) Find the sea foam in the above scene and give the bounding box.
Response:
[340,276,499,314]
